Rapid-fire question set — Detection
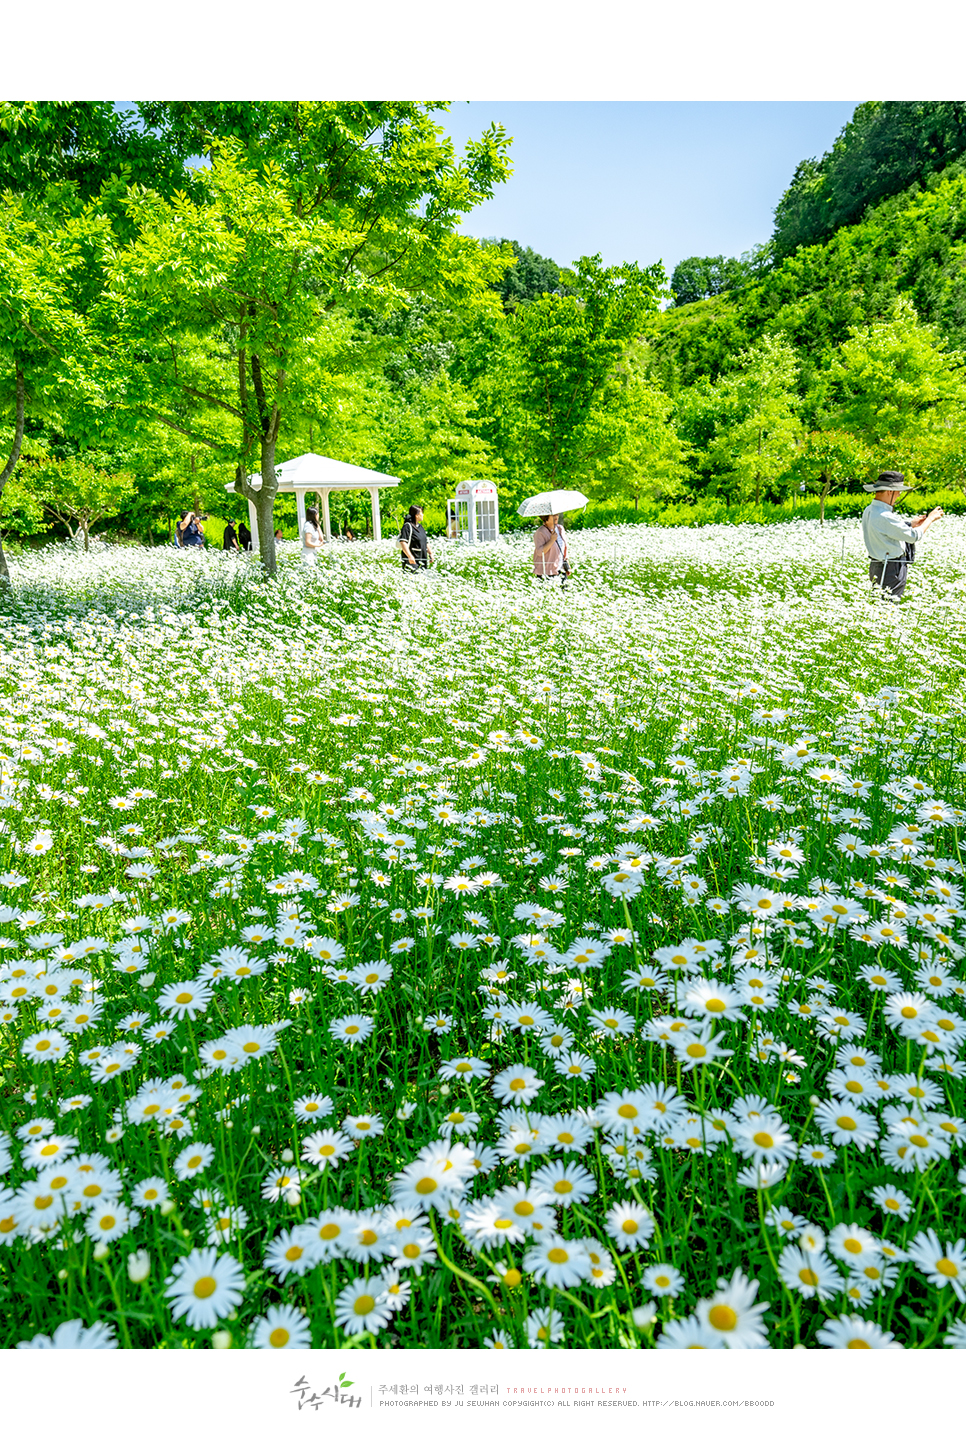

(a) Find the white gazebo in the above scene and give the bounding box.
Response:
[225,453,401,549]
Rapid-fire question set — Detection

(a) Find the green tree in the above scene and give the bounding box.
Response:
[494,253,665,498]
[0,102,195,204]
[488,239,569,309]
[772,101,966,261]
[593,374,688,509]
[706,335,802,507]
[110,102,512,575]
[794,428,873,521]
[18,456,136,549]
[669,248,767,307]
[387,373,504,505]
[0,193,111,583]
[822,297,966,462]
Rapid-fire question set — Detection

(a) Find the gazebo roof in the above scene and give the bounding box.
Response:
[226,453,400,493]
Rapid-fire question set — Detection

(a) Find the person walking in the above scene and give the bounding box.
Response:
[861,470,944,600]
[301,507,322,566]
[223,519,239,551]
[532,512,570,586]
[400,505,433,571]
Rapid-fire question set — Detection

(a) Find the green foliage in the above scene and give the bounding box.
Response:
[0,102,195,204]
[494,253,666,496]
[487,238,570,309]
[772,101,966,261]
[704,335,802,506]
[669,247,768,307]
[820,297,966,453]
[109,103,513,575]
[387,373,504,501]
[591,374,688,508]
[18,456,136,548]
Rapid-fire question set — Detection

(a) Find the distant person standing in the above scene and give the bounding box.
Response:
[238,521,252,551]
[861,470,944,600]
[301,507,322,566]
[400,505,433,571]
[223,519,239,551]
[175,512,191,547]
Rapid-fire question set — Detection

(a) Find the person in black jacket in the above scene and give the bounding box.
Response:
[223,520,239,551]
[399,505,433,571]
[238,521,252,551]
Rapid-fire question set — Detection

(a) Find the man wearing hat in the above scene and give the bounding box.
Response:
[861,470,944,599]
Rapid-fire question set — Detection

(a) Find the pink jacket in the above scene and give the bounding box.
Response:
[533,523,566,576]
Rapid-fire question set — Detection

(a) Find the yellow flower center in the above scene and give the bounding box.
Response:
[193,1276,217,1299]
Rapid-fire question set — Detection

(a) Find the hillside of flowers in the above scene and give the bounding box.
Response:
[2,520,966,1351]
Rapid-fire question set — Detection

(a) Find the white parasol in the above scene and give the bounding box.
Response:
[516,489,589,517]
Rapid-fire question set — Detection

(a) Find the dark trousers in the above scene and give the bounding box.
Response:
[869,558,909,599]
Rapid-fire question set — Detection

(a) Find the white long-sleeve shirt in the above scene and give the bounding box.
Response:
[861,500,925,562]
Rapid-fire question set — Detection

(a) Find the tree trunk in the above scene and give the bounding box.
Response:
[0,367,26,587]
[819,478,829,524]
[82,517,90,551]
[256,437,278,577]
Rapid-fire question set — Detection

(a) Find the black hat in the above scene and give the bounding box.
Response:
[863,470,912,494]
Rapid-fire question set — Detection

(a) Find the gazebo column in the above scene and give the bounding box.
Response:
[320,489,332,543]
[295,489,307,538]
[369,486,382,542]
[247,497,260,553]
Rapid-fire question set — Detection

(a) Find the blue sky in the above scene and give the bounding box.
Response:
[436,102,860,280]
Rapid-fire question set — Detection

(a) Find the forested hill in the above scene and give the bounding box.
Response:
[650,156,966,397]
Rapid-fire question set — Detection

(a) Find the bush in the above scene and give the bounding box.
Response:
[559,487,966,531]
